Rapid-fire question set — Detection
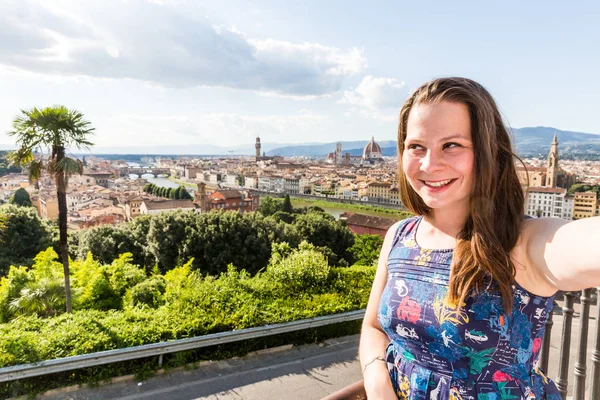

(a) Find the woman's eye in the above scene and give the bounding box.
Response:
[443,142,461,149]
[407,144,423,150]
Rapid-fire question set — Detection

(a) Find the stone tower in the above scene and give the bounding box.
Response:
[335,142,342,165]
[546,132,559,188]
[255,136,261,161]
[195,182,206,211]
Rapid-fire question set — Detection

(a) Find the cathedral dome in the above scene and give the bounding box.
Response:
[363,136,383,159]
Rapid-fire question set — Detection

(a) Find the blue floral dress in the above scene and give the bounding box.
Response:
[377,216,562,400]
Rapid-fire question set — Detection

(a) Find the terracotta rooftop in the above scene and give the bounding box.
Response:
[210,190,243,199]
[142,200,196,210]
[341,212,399,230]
[527,187,566,194]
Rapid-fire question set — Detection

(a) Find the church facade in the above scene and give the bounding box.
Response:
[517,133,576,190]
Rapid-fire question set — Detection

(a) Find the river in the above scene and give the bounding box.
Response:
[127,161,192,192]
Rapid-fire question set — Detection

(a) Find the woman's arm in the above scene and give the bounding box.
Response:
[359,221,400,399]
[525,216,600,291]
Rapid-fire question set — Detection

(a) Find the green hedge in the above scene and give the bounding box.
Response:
[0,263,375,397]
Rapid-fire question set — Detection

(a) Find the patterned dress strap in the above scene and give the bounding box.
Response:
[388,216,418,253]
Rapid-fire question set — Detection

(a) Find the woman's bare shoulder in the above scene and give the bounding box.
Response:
[512,218,562,297]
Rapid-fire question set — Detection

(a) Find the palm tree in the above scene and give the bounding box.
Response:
[9,278,66,318]
[8,106,94,313]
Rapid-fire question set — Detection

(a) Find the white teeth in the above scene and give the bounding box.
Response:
[424,179,453,188]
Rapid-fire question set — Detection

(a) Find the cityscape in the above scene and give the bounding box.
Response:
[1,132,599,232]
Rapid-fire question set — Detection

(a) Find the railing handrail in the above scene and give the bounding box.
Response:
[0,309,366,383]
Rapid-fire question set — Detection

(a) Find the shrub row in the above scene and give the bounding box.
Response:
[0,257,375,397]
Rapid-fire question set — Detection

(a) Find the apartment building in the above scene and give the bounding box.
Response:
[573,191,597,220]
[525,187,573,220]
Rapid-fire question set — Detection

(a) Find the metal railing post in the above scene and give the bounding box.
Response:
[590,287,600,400]
[572,288,592,400]
[540,301,555,373]
[556,291,575,398]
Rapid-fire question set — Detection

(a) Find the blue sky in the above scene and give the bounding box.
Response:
[1,0,599,150]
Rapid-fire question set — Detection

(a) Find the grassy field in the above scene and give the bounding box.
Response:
[168,176,197,188]
[290,197,413,219]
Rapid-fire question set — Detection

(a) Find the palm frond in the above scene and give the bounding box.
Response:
[9,106,95,155]
[6,148,34,167]
[28,160,44,181]
[56,156,84,176]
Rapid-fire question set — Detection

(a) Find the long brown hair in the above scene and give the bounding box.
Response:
[397,77,525,310]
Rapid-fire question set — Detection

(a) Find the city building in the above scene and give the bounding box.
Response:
[37,194,59,220]
[340,212,398,238]
[194,183,259,213]
[573,191,598,220]
[367,181,392,202]
[517,133,576,190]
[362,136,384,164]
[123,195,145,220]
[525,187,572,219]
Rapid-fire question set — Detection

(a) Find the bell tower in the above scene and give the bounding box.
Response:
[255,136,261,161]
[546,132,559,188]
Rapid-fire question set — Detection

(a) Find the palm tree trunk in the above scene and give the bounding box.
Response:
[55,147,73,313]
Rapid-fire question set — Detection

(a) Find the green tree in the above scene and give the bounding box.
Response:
[259,196,282,216]
[267,241,330,292]
[9,188,32,207]
[0,204,53,276]
[8,106,94,313]
[282,194,293,213]
[292,211,355,266]
[77,225,142,265]
[349,234,384,266]
[568,183,600,196]
[179,186,192,200]
[173,186,182,200]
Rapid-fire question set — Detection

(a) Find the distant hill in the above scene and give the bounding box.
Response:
[512,126,600,158]
[5,126,596,158]
[266,127,600,158]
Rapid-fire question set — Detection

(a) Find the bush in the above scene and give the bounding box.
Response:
[0,250,376,397]
[349,234,384,267]
[267,241,330,292]
[125,276,166,308]
[0,204,53,276]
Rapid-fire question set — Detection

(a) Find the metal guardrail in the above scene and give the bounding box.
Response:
[540,288,600,400]
[0,309,365,383]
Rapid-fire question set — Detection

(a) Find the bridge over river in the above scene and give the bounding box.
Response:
[124,167,171,178]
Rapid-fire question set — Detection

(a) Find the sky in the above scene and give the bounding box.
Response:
[1,0,599,152]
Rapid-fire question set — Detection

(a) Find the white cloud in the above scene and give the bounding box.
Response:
[0,0,367,97]
[339,75,407,110]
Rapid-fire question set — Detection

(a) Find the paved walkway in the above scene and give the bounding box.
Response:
[37,335,363,400]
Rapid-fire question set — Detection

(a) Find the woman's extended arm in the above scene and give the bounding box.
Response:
[359,221,400,399]
[525,216,600,291]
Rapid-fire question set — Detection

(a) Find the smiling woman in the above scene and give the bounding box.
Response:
[358,77,600,400]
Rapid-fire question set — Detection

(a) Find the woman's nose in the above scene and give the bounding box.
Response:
[420,150,445,173]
